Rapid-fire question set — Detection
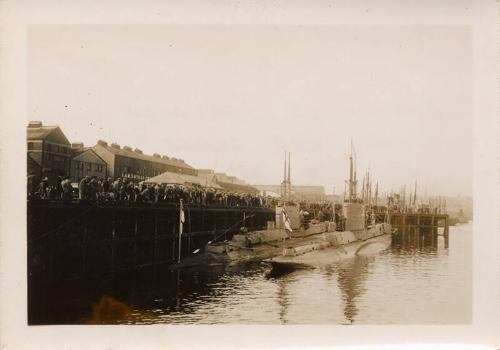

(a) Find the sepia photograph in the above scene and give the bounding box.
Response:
[1,0,499,349]
[25,24,473,325]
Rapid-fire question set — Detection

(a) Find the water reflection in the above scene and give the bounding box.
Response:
[29,225,470,325]
[336,256,372,324]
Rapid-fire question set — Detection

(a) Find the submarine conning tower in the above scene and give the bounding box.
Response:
[343,143,366,232]
[342,202,365,231]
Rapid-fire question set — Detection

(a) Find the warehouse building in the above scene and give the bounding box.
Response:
[198,169,259,194]
[92,140,197,181]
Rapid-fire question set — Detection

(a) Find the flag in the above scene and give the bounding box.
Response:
[177,199,186,264]
[282,207,293,236]
[180,206,185,224]
[179,199,185,235]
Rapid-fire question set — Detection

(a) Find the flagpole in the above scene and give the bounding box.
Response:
[178,198,184,264]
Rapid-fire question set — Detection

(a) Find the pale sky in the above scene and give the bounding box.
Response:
[27,25,472,196]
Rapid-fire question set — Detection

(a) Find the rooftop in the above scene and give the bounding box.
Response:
[27,122,70,144]
[93,141,194,170]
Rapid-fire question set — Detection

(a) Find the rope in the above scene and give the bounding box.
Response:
[210,212,258,244]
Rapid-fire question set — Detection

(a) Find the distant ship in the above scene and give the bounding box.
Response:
[448,208,469,226]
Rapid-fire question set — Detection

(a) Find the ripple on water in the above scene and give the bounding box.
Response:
[115,225,473,324]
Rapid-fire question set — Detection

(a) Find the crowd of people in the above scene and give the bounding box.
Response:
[27,174,278,208]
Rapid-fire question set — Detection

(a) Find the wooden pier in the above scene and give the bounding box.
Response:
[27,201,274,282]
[387,212,450,248]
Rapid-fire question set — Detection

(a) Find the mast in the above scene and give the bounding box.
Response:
[353,152,357,200]
[283,151,287,184]
[361,177,366,203]
[287,152,291,184]
[282,151,287,199]
[348,149,354,202]
[413,180,417,205]
[367,171,371,205]
[347,141,359,203]
[287,152,291,198]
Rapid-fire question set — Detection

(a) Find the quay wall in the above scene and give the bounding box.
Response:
[27,201,275,281]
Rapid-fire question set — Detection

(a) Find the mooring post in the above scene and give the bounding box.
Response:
[134,209,138,268]
[224,211,229,241]
[154,209,158,264]
[444,216,449,248]
[431,216,436,248]
[82,212,88,275]
[111,208,116,273]
[187,207,191,255]
[213,211,217,241]
[172,225,176,262]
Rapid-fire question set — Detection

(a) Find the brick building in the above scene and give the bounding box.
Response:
[69,143,108,181]
[92,140,197,181]
[198,169,259,194]
[27,121,72,183]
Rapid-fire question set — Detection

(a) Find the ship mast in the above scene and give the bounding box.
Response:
[347,141,358,203]
[287,152,291,199]
[413,180,417,206]
[281,151,287,199]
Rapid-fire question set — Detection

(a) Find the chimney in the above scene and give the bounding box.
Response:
[153,153,161,158]
[71,142,84,149]
[97,139,108,146]
[111,142,121,149]
[134,148,143,154]
[28,121,43,128]
[123,145,133,152]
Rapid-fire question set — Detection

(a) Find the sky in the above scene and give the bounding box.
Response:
[27,25,472,196]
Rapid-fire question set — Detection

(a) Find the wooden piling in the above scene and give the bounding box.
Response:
[153,209,158,263]
[82,213,88,274]
[444,216,450,248]
[28,201,275,282]
[134,209,138,269]
[111,208,116,273]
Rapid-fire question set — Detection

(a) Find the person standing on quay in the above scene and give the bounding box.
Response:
[79,176,89,200]
[27,172,39,199]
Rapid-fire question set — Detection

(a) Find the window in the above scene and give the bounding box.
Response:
[56,145,60,153]
[74,161,79,169]
[46,143,52,151]
[95,164,103,172]
[27,142,34,150]
[87,163,92,171]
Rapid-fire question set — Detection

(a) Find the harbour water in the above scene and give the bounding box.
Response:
[31,223,472,325]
